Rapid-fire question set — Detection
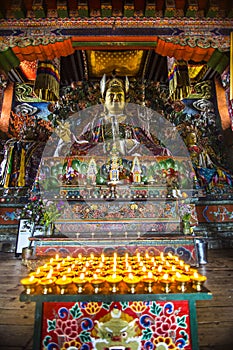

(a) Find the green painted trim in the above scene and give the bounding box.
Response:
[13,10,25,19]
[101,10,112,17]
[34,10,46,19]
[58,10,68,18]
[124,10,134,17]
[145,10,156,17]
[33,300,43,350]
[206,10,218,18]
[189,299,199,350]
[78,9,89,17]
[186,10,197,17]
[164,10,175,17]
[72,41,157,47]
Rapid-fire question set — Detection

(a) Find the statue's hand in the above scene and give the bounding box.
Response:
[55,121,71,142]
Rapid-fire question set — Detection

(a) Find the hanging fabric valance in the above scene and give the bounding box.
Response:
[11,37,74,62]
[155,37,215,62]
[0,37,74,74]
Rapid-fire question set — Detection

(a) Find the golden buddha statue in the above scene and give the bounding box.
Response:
[70,72,172,157]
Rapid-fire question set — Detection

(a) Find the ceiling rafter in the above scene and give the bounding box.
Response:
[1,0,233,19]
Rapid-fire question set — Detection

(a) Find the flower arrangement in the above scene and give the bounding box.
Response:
[178,201,192,221]
[19,196,45,228]
[19,195,65,232]
[41,199,65,229]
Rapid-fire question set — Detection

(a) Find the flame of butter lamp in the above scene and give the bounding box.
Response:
[90,274,105,294]
[55,254,61,260]
[21,275,38,294]
[48,267,59,278]
[159,252,165,262]
[191,272,207,291]
[175,272,190,292]
[150,256,155,265]
[50,257,60,266]
[160,273,171,293]
[29,267,45,279]
[61,267,74,278]
[55,275,73,295]
[123,273,141,294]
[142,271,156,293]
[41,263,51,272]
[157,265,163,276]
[73,273,87,293]
[106,273,122,293]
[39,276,56,294]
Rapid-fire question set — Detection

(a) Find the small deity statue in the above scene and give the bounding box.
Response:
[163,167,182,198]
[131,156,142,183]
[185,128,201,166]
[106,144,123,199]
[87,158,98,185]
[185,126,215,168]
[70,71,171,157]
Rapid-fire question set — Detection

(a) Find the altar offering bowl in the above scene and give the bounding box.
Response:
[106,275,122,293]
[73,276,87,293]
[39,277,56,295]
[20,276,38,294]
[123,275,141,294]
[90,277,105,294]
[55,276,73,295]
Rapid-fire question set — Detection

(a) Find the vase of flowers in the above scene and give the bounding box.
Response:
[178,202,192,235]
[19,196,45,240]
[41,200,65,236]
[20,196,65,238]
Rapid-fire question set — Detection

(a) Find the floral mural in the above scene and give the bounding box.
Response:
[41,301,191,350]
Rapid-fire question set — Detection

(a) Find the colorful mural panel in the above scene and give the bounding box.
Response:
[41,301,191,350]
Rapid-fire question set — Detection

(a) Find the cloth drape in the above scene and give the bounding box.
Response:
[167,57,191,101]
[33,58,60,101]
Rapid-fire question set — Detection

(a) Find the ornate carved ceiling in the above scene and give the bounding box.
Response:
[0,1,232,86]
[1,1,233,20]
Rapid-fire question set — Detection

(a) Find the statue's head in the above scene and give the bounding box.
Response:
[100,73,129,115]
[184,125,198,146]
[185,130,198,147]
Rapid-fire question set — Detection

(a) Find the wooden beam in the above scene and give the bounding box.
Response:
[112,0,123,16]
[89,0,101,17]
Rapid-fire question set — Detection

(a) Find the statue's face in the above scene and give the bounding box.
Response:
[186,132,197,145]
[105,87,125,115]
